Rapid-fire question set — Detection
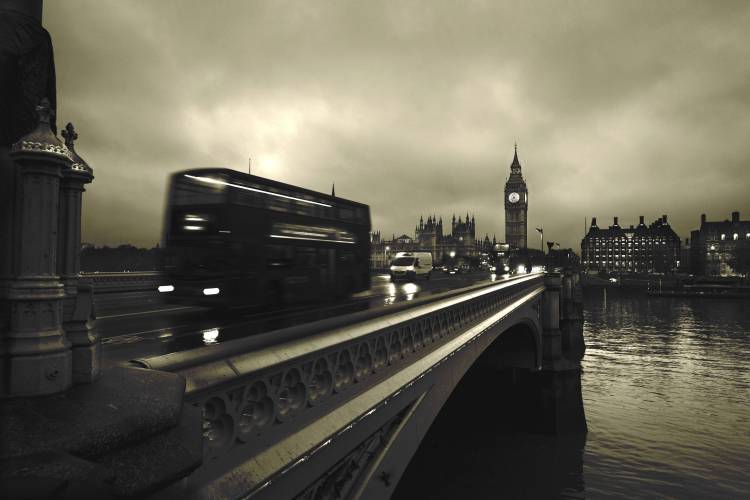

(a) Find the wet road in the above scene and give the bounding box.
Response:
[101,271,503,369]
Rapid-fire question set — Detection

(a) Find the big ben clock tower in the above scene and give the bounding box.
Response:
[504,144,528,249]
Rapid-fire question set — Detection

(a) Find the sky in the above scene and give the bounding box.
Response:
[44,0,750,250]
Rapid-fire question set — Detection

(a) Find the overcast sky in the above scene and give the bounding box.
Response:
[45,1,750,250]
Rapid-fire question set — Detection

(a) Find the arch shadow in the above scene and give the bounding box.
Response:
[391,321,587,499]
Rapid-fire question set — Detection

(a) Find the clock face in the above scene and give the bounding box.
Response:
[508,192,520,203]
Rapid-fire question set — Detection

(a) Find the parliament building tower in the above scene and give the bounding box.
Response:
[504,145,528,249]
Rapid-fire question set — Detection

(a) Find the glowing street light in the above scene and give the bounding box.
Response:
[535,227,544,253]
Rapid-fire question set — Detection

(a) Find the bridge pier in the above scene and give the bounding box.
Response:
[541,272,563,369]
[560,269,585,364]
[541,270,585,372]
[517,269,587,434]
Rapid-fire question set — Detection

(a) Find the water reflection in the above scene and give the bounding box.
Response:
[403,282,419,301]
[383,282,421,304]
[582,288,750,498]
[384,283,397,305]
[157,329,173,340]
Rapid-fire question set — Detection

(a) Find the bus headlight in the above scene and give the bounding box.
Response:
[158,285,174,293]
[203,287,220,296]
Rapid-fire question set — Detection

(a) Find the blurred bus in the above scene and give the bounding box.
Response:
[159,168,371,307]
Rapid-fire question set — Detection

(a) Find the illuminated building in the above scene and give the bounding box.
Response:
[414,213,476,262]
[581,215,681,273]
[370,213,478,267]
[689,211,750,277]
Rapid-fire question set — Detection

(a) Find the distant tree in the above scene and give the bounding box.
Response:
[80,244,161,272]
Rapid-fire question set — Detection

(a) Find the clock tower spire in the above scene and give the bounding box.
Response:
[504,144,528,249]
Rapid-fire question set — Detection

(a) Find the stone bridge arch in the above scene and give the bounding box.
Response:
[350,307,546,500]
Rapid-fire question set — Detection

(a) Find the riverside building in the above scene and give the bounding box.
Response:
[581,215,681,273]
[689,211,750,277]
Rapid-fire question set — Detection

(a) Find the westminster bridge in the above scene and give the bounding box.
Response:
[0,2,585,497]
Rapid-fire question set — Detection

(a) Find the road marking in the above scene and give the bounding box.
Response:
[99,306,195,319]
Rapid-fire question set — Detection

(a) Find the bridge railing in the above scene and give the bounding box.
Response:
[81,271,164,293]
[133,273,545,485]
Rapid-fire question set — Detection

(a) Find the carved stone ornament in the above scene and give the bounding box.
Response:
[11,98,73,161]
[61,122,93,175]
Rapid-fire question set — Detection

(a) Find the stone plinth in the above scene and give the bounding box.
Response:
[0,367,202,498]
[4,99,73,396]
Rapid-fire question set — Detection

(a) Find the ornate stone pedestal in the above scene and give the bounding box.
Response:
[59,123,98,384]
[4,99,73,396]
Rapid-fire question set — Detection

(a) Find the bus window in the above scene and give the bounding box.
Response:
[173,177,226,206]
[271,222,357,245]
[170,210,221,236]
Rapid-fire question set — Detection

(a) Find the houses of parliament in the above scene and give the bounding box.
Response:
[370,147,530,267]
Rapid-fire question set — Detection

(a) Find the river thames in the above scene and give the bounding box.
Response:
[394,287,750,499]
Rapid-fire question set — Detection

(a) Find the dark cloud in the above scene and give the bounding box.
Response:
[45,0,750,249]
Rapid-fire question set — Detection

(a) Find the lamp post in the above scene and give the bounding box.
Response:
[384,245,390,269]
[535,227,544,253]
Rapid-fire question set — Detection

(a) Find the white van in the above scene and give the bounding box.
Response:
[389,252,433,281]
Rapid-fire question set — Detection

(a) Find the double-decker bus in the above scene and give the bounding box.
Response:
[159,168,371,307]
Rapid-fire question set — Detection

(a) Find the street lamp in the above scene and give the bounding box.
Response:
[384,245,390,268]
[535,227,543,253]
